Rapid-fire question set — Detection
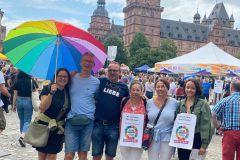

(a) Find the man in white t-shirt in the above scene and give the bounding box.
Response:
[0,71,11,133]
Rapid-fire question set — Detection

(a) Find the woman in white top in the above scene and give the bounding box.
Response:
[145,76,154,99]
[147,78,178,160]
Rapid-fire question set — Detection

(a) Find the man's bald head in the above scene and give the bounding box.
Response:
[231,80,240,92]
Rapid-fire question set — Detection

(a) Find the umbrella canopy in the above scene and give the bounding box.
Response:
[226,70,239,77]
[134,64,151,72]
[0,53,8,61]
[193,69,212,76]
[4,20,107,80]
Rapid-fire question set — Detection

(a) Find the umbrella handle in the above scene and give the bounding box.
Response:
[55,36,60,83]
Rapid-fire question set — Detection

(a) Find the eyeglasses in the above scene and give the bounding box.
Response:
[108,69,119,73]
[57,75,68,79]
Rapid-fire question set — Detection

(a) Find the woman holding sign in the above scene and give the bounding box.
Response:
[147,79,178,160]
[120,81,147,160]
[176,79,212,160]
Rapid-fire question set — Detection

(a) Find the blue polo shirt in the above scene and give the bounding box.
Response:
[95,78,129,123]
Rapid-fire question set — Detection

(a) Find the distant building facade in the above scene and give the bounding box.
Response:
[89,0,240,57]
[88,0,123,41]
[0,9,6,53]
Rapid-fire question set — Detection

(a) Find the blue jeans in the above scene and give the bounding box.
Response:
[16,97,33,133]
[64,119,94,153]
[92,122,120,157]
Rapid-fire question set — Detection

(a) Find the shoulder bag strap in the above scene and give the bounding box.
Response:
[153,98,168,127]
[56,90,69,121]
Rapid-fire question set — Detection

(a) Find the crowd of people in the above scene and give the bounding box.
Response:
[0,52,240,160]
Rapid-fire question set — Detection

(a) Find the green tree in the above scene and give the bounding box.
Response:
[104,34,128,64]
[159,39,177,60]
[129,32,150,56]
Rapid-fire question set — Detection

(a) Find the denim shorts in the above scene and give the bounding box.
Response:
[64,118,94,153]
[91,122,120,157]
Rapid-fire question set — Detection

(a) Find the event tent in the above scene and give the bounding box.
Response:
[155,42,240,75]
[134,64,150,72]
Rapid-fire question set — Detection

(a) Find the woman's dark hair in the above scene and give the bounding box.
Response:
[17,70,31,80]
[183,79,202,96]
[52,68,71,89]
[154,78,170,90]
[129,80,143,92]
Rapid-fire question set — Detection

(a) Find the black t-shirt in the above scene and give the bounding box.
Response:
[95,78,129,123]
[40,86,70,120]
[13,79,38,97]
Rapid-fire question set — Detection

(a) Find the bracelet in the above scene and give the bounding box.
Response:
[49,91,55,95]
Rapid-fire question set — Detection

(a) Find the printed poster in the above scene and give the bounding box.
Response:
[119,113,144,148]
[214,80,224,94]
[169,113,196,150]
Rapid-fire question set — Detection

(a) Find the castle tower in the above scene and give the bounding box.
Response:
[88,0,110,41]
[201,13,207,25]
[193,8,201,24]
[0,9,6,53]
[229,13,235,29]
[123,0,163,48]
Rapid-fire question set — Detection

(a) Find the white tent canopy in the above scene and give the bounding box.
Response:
[156,42,240,66]
[155,42,240,74]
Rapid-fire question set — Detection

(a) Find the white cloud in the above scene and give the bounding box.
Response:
[61,18,87,30]
[2,17,28,33]
[109,12,124,20]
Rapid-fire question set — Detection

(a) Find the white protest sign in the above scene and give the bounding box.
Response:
[119,113,144,148]
[107,46,117,61]
[169,113,196,150]
[213,80,224,94]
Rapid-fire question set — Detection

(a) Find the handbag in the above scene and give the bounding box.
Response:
[24,90,69,147]
[31,79,40,112]
[142,98,168,150]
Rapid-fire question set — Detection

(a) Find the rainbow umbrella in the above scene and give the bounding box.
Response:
[0,53,8,61]
[3,20,107,80]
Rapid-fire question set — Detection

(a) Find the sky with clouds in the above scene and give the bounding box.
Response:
[0,0,240,33]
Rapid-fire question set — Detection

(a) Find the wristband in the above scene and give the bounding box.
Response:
[49,91,55,95]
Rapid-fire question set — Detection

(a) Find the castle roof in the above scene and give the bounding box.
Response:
[93,0,108,17]
[160,19,211,42]
[207,2,230,27]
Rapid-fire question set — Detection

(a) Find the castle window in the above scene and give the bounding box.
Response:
[176,27,179,30]
[185,28,189,32]
[202,30,205,34]
[228,34,231,37]
[235,35,239,38]
[195,36,200,41]
[223,21,226,24]
[178,34,182,38]
[168,32,173,37]
[193,29,196,32]
[238,42,240,46]
[160,32,164,36]
[215,39,219,43]
[141,27,145,32]
[187,35,192,40]
[151,11,154,17]
[166,25,170,29]
[229,41,235,45]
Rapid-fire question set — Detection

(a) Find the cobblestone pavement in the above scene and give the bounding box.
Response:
[0,111,222,160]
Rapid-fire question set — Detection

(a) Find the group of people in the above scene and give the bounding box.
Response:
[0,52,240,160]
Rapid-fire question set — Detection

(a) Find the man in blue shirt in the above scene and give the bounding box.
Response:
[92,61,129,160]
[212,80,240,160]
[202,78,211,101]
[64,52,100,160]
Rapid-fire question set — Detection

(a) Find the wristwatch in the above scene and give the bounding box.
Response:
[49,91,55,95]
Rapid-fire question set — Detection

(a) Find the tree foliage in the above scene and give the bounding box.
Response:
[129,32,150,56]
[128,36,177,69]
[104,34,128,65]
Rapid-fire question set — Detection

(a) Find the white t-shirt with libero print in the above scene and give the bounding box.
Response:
[0,71,5,107]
